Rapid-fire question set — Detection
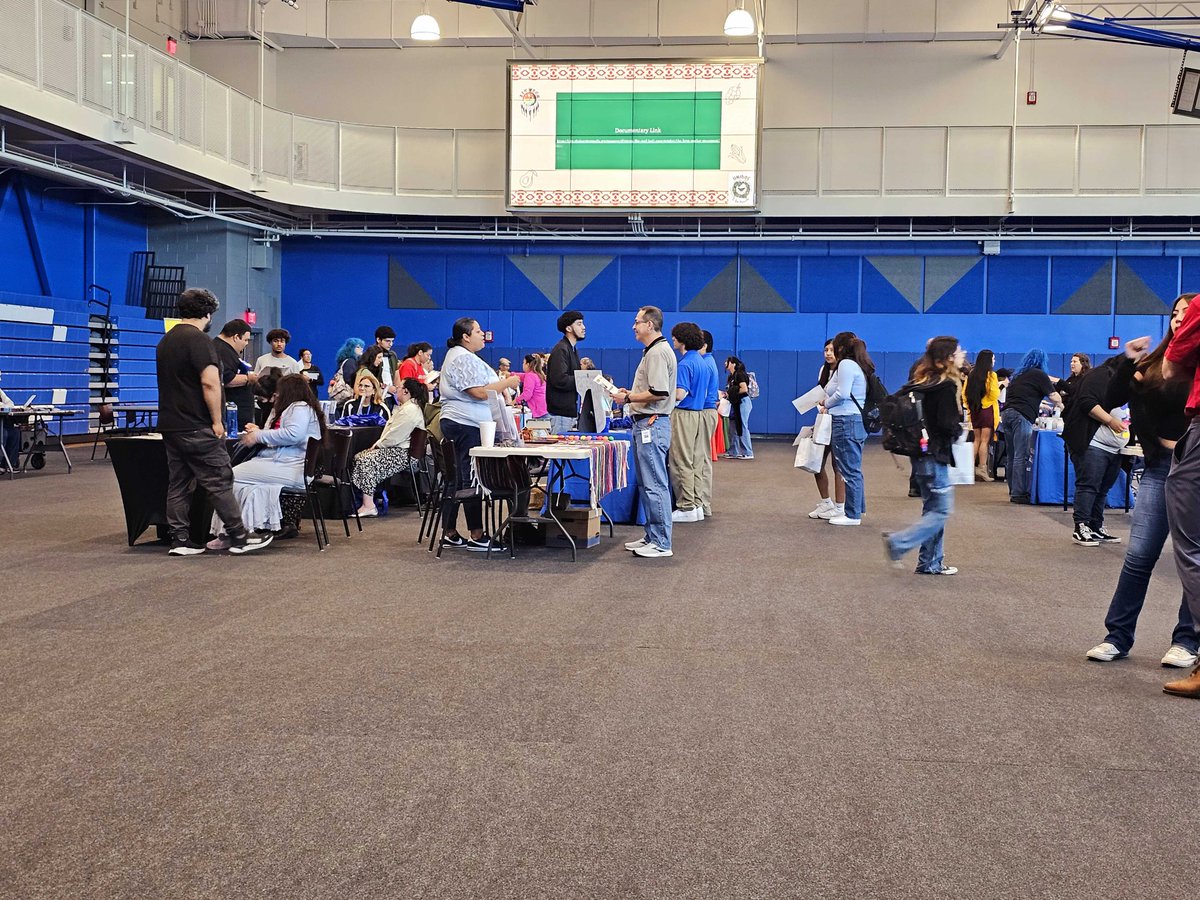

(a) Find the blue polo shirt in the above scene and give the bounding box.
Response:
[701,353,721,409]
[676,350,713,412]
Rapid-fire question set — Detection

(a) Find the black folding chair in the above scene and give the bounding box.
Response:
[280,437,330,551]
[430,438,484,558]
[90,403,116,460]
[418,435,446,545]
[323,428,361,536]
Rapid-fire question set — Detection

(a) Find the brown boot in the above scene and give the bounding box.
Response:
[1163,663,1200,697]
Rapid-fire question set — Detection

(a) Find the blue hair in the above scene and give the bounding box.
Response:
[1018,348,1047,374]
[335,338,365,366]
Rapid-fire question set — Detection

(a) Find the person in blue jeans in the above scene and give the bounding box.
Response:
[1000,349,1062,503]
[724,356,753,459]
[821,331,875,525]
[1086,296,1200,668]
[884,337,966,575]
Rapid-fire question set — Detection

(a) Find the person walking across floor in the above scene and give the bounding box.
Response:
[1000,349,1062,504]
[547,311,586,434]
[820,331,875,526]
[1086,294,1200,668]
[155,289,272,556]
[1159,297,1200,697]
[668,322,717,524]
[883,336,966,575]
[612,306,677,559]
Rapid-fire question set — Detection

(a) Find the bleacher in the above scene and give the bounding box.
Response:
[0,290,162,439]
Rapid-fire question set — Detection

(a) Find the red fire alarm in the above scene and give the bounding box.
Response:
[245,309,257,326]
[484,330,494,343]
[1109,336,1120,350]
[1026,90,1038,105]
[166,36,177,56]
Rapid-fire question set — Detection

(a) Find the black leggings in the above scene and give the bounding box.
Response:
[440,418,484,534]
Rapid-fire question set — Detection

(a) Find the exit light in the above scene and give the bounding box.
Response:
[166,36,177,56]
[245,309,257,326]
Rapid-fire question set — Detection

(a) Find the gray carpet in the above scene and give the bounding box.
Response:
[1,443,1197,899]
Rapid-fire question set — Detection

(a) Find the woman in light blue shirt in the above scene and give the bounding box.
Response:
[820,331,874,525]
[210,374,325,544]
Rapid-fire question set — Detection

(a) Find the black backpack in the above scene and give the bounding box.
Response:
[851,372,889,434]
[878,384,928,457]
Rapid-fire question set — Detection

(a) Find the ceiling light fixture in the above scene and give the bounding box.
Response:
[411,2,441,41]
[723,1,755,37]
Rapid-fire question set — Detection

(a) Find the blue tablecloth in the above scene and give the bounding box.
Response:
[1029,429,1131,508]
[547,431,643,525]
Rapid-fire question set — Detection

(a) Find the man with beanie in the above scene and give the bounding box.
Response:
[547,311,586,434]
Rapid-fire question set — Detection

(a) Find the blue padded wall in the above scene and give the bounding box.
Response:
[276,237,1200,435]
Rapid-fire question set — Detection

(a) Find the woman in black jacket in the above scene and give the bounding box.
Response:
[1086,292,1199,667]
[883,336,966,576]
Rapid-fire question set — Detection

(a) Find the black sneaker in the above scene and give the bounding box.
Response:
[441,533,468,550]
[168,540,206,557]
[228,532,274,554]
[466,533,504,552]
[1072,524,1100,547]
[1093,527,1122,544]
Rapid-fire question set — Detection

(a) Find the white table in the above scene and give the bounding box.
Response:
[470,443,602,560]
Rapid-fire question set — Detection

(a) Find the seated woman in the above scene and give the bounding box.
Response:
[209,373,326,547]
[338,370,391,420]
[352,378,428,518]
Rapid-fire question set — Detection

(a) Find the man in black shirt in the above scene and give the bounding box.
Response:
[999,354,1062,504]
[214,319,257,430]
[547,311,585,434]
[156,289,272,556]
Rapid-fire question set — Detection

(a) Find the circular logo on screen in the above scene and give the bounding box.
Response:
[519,88,541,120]
[729,174,753,205]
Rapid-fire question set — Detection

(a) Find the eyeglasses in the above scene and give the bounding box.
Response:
[633,319,648,326]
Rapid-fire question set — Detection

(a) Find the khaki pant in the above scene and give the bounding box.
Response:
[699,408,719,514]
[670,409,711,512]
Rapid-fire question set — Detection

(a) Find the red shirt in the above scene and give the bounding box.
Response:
[398,357,426,384]
[1166,299,1200,417]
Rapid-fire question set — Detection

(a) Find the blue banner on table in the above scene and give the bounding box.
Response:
[1029,429,1131,508]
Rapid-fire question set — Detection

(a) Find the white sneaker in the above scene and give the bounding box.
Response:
[827,515,861,526]
[808,499,834,519]
[624,537,651,551]
[1162,645,1199,668]
[1086,641,1126,662]
[817,504,842,520]
[671,507,703,523]
[632,543,674,558]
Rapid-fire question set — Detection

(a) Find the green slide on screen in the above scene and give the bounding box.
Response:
[555,91,722,170]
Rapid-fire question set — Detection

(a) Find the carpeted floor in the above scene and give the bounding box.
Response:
[1,441,1197,899]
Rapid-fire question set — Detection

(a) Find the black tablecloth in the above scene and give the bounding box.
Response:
[105,436,210,546]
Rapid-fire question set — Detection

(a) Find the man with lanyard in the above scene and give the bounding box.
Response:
[155,289,272,557]
[699,329,722,518]
[547,311,586,434]
[1163,300,1200,696]
[213,319,258,431]
[612,306,677,559]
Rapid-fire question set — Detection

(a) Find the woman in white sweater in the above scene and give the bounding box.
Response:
[209,374,325,546]
[352,378,428,517]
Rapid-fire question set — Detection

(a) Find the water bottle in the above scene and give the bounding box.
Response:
[224,402,238,435]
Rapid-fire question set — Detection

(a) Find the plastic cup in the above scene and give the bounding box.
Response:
[479,420,497,448]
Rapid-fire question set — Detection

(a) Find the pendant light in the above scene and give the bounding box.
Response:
[723,1,755,37]
[411,1,441,41]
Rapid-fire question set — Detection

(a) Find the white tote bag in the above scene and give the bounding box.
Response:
[948,439,975,486]
[812,412,833,446]
[793,427,825,473]
[717,397,732,417]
